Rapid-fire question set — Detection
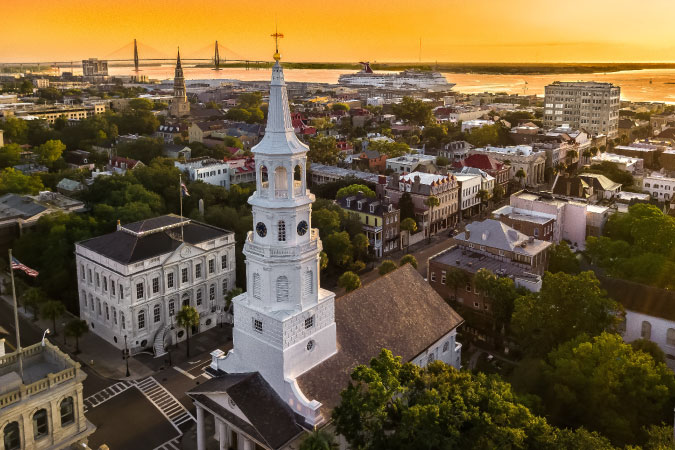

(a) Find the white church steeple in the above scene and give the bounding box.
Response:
[210,41,336,427]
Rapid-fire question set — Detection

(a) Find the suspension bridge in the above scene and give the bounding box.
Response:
[0,39,270,72]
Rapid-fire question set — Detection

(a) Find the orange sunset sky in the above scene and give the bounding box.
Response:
[2,0,674,63]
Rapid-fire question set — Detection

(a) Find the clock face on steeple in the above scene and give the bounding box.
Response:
[256,222,267,237]
[297,220,308,236]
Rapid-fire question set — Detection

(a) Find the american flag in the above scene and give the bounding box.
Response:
[11,257,39,277]
[181,183,190,197]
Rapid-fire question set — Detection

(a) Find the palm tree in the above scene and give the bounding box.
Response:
[582,149,593,165]
[300,430,337,450]
[22,287,44,320]
[40,300,65,337]
[65,319,89,354]
[176,305,200,358]
[477,189,490,217]
[515,168,527,187]
[400,217,417,252]
[424,195,440,242]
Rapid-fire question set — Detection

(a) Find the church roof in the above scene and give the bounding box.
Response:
[188,373,305,450]
[296,264,463,415]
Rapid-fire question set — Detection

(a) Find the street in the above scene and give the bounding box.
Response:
[0,287,232,450]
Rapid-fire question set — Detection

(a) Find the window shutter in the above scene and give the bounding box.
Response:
[304,271,313,296]
[276,276,289,302]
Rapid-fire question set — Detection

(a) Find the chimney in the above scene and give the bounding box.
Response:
[465,229,470,240]
[116,219,121,231]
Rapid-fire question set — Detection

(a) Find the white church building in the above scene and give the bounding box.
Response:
[188,51,464,450]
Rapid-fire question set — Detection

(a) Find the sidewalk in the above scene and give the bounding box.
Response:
[0,292,154,381]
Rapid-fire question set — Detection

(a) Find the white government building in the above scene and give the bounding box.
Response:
[187,51,464,450]
[75,215,236,355]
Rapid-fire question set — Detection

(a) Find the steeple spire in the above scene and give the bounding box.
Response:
[176,47,182,67]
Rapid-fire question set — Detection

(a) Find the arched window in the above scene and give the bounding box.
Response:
[641,320,652,340]
[105,303,109,321]
[278,221,286,241]
[3,421,20,450]
[222,279,228,297]
[427,353,435,365]
[60,397,74,426]
[667,328,675,346]
[82,291,87,308]
[33,408,48,439]
[259,164,268,183]
[138,311,145,330]
[89,294,94,311]
[121,312,126,330]
[275,166,288,196]
[253,273,261,299]
[303,271,313,296]
[169,300,175,316]
[442,341,450,353]
[153,304,160,323]
[112,307,117,325]
[276,276,289,302]
[209,284,215,301]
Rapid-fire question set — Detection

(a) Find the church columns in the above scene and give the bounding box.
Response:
[218,420,228,450]
[196,405,206,450]
[242,436,254,450]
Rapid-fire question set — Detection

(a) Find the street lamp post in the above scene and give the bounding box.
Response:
[124,334,130,378]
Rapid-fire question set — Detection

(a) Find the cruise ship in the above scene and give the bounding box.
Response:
[338,62,455,91]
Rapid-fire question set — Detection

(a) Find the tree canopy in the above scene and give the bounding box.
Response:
[336,184,375,199]
[512,271,621,357]
[332,349,616,450]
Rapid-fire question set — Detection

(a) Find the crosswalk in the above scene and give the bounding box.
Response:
[153,436,182,450]
[83,381,134,412]
[135,377,195,433]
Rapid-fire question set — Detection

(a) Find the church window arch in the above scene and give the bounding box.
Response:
[253,273,261,299]
[276,276,289,302]
[278,221,286,241]
[641,320,652,339]
[275,166,288,196]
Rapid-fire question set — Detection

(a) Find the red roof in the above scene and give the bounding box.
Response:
[453,154,505,171]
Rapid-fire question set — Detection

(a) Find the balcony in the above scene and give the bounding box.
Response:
[0,341,80,410]
[244,229,319,259]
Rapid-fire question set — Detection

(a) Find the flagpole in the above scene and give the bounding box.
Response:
[179,174,184,242]
[8,249,24,382]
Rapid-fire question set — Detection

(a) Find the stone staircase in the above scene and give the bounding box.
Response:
[153,325,171,358]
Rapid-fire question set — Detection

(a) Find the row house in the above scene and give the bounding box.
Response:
[336,193,401,257]
[382,172,459,237]
[452,153,509,191]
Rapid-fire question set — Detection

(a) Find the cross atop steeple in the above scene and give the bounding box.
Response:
[271,27,284,61]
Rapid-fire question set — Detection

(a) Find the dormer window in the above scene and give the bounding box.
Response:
[357,201,363,210]
[369,204,375,213]
[346,199,351,207]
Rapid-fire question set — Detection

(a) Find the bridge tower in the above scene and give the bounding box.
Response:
[214,41,221,70]
[133,39,139,72]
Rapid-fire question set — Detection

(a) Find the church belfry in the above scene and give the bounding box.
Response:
[170,48,190,117]
[210,38,336,426]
